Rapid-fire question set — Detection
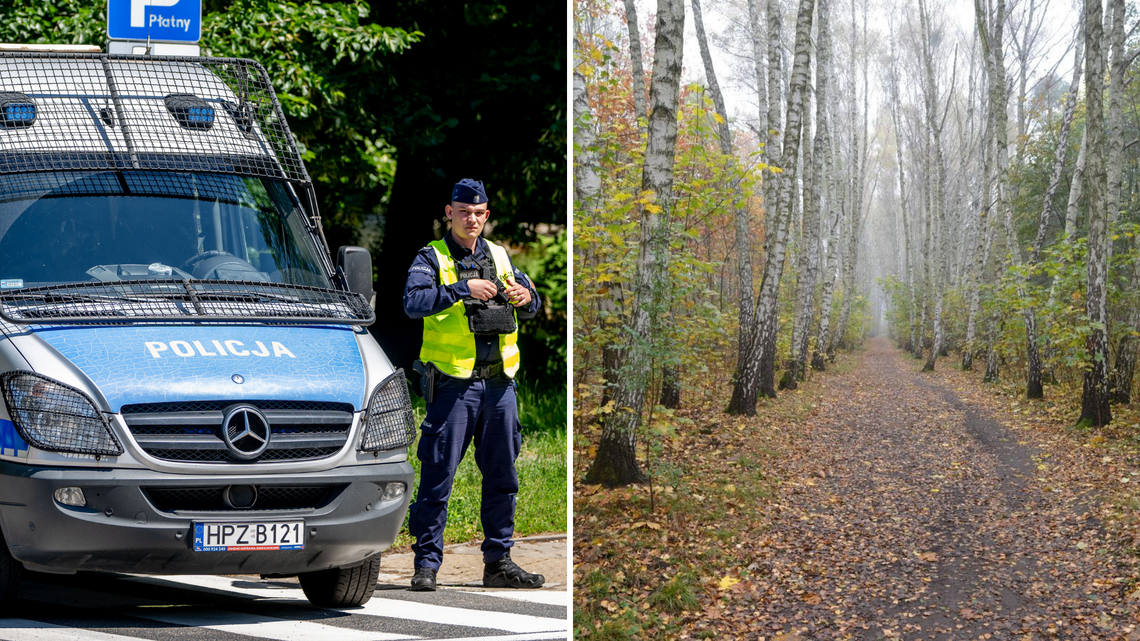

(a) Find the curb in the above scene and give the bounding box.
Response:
[383,533,567,559]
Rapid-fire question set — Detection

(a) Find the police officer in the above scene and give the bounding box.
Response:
[402,178,545,591]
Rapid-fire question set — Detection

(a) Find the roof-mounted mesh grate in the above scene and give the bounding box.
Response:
[0,53,309,183]
[0,280,374,325]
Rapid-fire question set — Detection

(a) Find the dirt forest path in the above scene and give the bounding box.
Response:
[740,337,1136,639]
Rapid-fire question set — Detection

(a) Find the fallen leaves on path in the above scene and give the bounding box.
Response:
[574,338,1140,639]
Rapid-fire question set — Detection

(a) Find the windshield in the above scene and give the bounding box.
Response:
[0,171,330,289]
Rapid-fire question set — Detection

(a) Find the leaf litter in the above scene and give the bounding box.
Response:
[574,338,1140,638]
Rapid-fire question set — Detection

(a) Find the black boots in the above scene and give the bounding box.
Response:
[410,566,437,591]
[483,552,545,589]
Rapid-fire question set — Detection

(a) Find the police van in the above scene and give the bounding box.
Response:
[0,48,415,608]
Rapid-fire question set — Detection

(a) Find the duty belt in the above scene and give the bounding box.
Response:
[470,362,505,379]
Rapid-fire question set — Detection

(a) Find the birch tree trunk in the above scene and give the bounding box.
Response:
[886,24,916,357]
[728,0,816,415]
[782,80,813,392]
[691,0,753,410]
[731,0,778,409]
[975,0,1011,385]
[1022,14,1085,391]
[623,0,647,129]
[1078,0,1110,427]
[1061,122,1088,239]
[575,40,625,409]
[813,192,842,371]
[754,0,786,399]
[738,0,765,368]
[1030,19,1083,264]
[763,0,784,256]
[786,0,831,389]
[1104,0,1131,403]
[831,0,865,356]
[586,0,685,485]
[918,0,947,372]
[964,99,993,371]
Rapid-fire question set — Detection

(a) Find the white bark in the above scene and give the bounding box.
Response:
[588,0,686,484]
[1079,0,1110,426]
[788,0,831,387]
[919,0,948,372]
[623,0,648,129]
[729,0,815,414]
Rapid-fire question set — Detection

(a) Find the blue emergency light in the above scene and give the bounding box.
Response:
[0,93,36,128]
[164,93,215,130]
[187,105,214,124]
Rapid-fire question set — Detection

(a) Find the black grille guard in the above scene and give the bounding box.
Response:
[0,280,374,325]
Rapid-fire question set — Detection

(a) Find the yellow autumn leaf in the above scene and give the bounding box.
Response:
[644,203,663,214]
[712,112,725,124]
[718,575,740,590]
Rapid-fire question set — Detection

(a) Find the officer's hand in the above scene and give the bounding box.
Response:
[467,279,498,301]
[505,277,532,307]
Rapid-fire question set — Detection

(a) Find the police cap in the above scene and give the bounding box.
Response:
[452,178,487,205]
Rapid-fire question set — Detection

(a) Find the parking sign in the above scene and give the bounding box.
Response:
[107,0,202,43]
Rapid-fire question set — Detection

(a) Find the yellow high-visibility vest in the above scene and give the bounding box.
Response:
[420,238,520,379]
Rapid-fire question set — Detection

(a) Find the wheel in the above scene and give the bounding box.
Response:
[298,554,380,607]
[0,529,23,613]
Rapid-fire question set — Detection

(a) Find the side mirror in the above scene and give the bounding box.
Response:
[337,246,376,311]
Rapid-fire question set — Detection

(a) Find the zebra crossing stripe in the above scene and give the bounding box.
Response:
[346,598,567,634]
[0,618,568,641]
[456,590,569,607]
[410,629,570,634]
[123,574,303,600]
[127,575,568,635]
[0,618,141,641]
[128,574,568,608]
[121,609,417,641]
[15,582,416,641]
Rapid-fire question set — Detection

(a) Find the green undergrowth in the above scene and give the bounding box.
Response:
[391,379,567,550]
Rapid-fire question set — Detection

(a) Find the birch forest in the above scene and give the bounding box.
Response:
[575,0,1140,635]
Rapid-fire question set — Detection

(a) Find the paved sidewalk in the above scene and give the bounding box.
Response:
[377,534,568,591]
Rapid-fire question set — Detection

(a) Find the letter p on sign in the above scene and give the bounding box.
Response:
[131,0,180,28]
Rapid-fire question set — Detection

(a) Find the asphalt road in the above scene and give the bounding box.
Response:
[0,564,569,640]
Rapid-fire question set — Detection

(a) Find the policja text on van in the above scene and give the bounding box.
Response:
[143,340,296,358]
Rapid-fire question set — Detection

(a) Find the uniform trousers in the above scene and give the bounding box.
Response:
[409,372,521,570]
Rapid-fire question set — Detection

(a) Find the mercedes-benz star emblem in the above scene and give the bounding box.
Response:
[221,405,270,460]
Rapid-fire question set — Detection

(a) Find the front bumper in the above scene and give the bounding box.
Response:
[0,460,413,575]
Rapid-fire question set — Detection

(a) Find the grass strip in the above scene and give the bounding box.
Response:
[391,378,567,549]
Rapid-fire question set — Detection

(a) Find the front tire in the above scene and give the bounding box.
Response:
[298,554,380,607]
[0,530,23,613]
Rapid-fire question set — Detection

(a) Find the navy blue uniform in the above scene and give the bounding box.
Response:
[403,234,541,570]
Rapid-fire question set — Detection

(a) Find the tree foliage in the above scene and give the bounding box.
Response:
[0,0,568,390]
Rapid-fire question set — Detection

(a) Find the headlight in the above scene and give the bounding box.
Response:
[359,369,415,452]
[0,371,123,456]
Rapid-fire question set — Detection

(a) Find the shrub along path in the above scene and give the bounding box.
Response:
[574,337,1140,639]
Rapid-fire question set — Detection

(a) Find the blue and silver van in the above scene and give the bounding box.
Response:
[0,50,415,608]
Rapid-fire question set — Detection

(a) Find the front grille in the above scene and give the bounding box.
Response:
[144,485,343,512]
[122,401,354,464]
[122,400,354,414]
[129,423,348,436]
[143,446,344,462]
